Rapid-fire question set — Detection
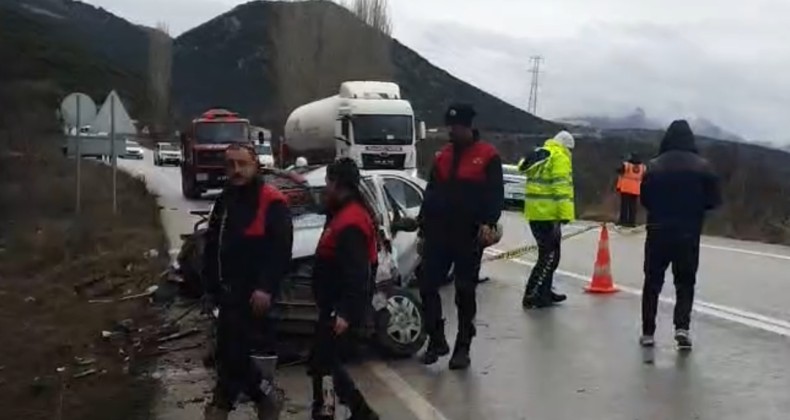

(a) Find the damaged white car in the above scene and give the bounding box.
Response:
[174,166,429,357]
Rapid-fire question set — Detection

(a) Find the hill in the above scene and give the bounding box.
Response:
[563,108,745,142]
[171,0,558,134]
[0,3,150,138]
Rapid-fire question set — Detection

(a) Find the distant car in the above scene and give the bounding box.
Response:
[503,163,526,206]
[154,142,181,166]
[121,140,144,160]
[255,142,275,167]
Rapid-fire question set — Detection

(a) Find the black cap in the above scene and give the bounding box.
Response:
[327,157,361,190]
[445,103,476,127]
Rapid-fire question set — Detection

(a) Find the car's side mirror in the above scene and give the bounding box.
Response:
[418,120,427,141]
[391,217,419,235]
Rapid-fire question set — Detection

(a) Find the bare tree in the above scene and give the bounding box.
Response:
[267,0,394,162]
[148,22,173,137]
[348,0,392,35]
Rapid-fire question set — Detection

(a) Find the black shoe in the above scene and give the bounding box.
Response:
[448,344,471,370]
[522,293,554,309]
[551,291,567,303]
[420,335,450,365]
[420,320,450,365]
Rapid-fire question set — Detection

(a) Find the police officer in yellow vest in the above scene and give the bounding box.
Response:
[518,131,576,309]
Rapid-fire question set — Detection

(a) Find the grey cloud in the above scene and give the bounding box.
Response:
[395,18,790,142]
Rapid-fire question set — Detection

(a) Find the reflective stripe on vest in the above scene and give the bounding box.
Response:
[523,140,575,222]
[616,162,645,195]
[244,184,287,236]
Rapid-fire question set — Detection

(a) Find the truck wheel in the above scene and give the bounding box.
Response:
[182,175,201,200]
[374,288,427,358]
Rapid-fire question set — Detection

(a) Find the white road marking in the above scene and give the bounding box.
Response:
[366,361,451,420]
[486,248,790,338]
[700,243,790,261]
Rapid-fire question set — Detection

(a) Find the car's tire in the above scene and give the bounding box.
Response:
[374,288,427,358]
[182,175,201,200]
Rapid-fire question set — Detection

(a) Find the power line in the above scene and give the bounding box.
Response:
[528,55,543,115]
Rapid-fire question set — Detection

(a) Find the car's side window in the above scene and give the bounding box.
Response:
[383,178,423,212]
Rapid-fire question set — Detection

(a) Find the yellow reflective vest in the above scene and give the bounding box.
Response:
[518,139,575,222]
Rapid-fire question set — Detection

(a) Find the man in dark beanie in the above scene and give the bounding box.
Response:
[639,120,721,351]
[309,157,379,420]
[418,103,504,370]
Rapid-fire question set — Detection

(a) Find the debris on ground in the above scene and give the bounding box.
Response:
[73,368,99,379]
[158,328,202,344]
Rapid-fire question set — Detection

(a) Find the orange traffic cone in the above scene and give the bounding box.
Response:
[585,224,619,294]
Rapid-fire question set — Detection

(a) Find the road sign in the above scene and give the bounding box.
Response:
[59,93,97,129]
[92,90,136,134]
[60,92,98,215]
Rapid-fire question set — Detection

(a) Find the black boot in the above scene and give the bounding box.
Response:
[448,325,474,370]
[551,290,567,303]
[420,320,450,365]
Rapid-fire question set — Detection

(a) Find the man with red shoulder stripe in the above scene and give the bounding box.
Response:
[310,158,380,420]
[202,143,293,420]
[418,103,504,370]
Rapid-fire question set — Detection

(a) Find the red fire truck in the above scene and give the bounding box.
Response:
[179,109,251,199]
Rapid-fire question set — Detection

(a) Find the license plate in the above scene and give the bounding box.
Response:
[510,193,525,200]
[196,173,208,181]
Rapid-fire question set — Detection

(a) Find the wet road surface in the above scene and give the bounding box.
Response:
[121,153,790,419]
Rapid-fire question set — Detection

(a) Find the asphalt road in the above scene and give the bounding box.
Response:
[121,152,790,419]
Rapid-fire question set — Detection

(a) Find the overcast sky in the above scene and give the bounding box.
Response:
[83,0,790,142]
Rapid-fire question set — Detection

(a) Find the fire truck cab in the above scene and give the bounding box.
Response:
[179,109,251,199]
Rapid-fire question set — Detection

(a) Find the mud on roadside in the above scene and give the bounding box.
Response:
[0,140,169,420]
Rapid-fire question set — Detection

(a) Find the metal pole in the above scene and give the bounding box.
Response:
[111,95,117,214]
[75,96,82,215]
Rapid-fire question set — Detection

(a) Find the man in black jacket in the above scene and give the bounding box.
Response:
[202,143,294,420]
[639,120,721,351]
[310,158,379,420]
[418,104,504,370]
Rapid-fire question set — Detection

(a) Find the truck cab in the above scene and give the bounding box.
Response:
[284,81,426,173]
[179,109,251,199]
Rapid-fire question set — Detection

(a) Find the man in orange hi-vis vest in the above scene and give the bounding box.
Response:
[616,153,646,227]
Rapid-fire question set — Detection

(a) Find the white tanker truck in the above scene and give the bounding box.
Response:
[283,81,426,172]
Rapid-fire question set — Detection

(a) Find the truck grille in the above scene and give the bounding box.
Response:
[361,153,406,170]
[196,151,225,167]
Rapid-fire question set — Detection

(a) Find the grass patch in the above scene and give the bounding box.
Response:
[0,136,167,420]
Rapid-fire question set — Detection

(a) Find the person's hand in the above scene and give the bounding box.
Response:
[250,290,272,317]
[478,224,502,247]
[333,316,349,336]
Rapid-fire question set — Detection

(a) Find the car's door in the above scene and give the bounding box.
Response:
[378,175,425,280]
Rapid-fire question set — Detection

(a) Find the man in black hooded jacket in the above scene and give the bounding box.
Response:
[639,120,721,351]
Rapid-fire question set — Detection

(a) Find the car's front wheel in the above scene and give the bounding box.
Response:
[374,288,427,358]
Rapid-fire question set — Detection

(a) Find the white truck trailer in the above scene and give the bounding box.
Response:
[284,81,426,172]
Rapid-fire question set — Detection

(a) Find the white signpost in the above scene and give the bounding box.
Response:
[60,92,97,214]
[93,90,137,214]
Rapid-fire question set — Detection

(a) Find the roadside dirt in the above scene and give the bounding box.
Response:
[0,140,168,420]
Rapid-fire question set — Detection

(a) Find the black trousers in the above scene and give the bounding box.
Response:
[420,236,483,342]
[524,221,562,299]
[308,316,366,418]
[619,193,639,227]
[211,304,276,410]
[641,230,701,335]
